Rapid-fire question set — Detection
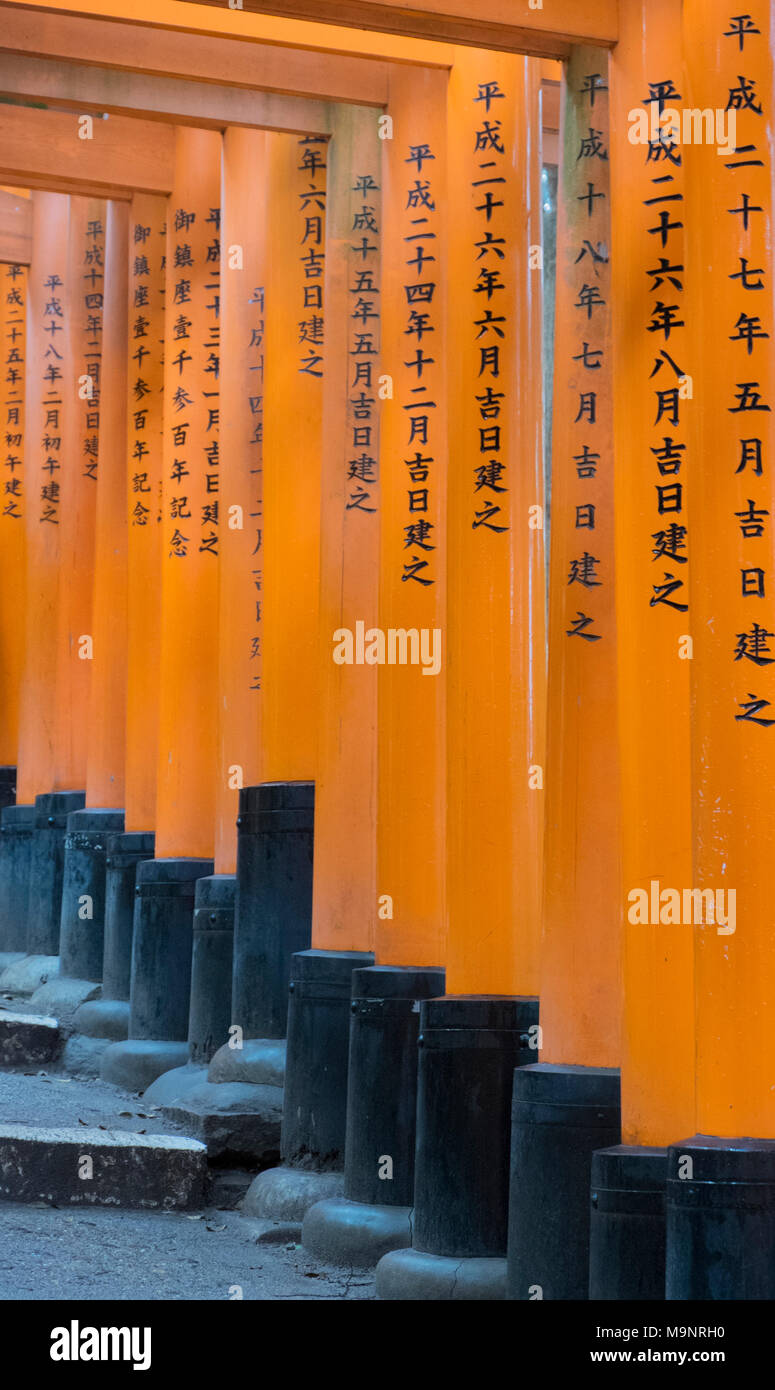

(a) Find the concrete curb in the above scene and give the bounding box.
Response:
[0,1122,207,1209]
[0,1012,63,1068]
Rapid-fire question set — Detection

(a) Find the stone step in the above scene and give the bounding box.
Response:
[0,1122,207,1209]
[160,1081,283,1163]
[0,1012,63,1068]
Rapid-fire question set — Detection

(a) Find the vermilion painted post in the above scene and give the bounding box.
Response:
[507,50,622,1303]
[666,0,775,1300]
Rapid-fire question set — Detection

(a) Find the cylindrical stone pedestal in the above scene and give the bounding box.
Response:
[231,782,314,1040]
[70,831,155,1050]
[507,1063,621,1301]
[376,996,538,1300]
[144,872,285,1161]
[242,948,374,1226]
[0,804,35,957]
[102,831,156,1002]
[100,856,213,1092]
[303,964,445,1267]
[189,874,236,1066]
[0,766,16,810]
[26,790,86,956]
[283,949,375,1168]
[30,807,127,1028]
[58,808,126,983]
[666,1136,775,1300]
[589,1145,667,1300]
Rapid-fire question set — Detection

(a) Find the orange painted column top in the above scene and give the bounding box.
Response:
[85,200,129,809]
[260,132,325,785]
[0,258,27,765]
[215,127,267,873]
[311,105,380,952]
[610,0,695,1146]
[124,193,165,834]
[375,66,447,969]
[155,127,222,860]
[684,0,775,1138]
[16,193,71,805]
[52,197,104,792]
[445,48,545,996]
[539,51,621,1068]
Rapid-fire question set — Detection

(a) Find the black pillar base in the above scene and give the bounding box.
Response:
[375,995,538,1300]
[282,948,375,1167]
[189,873,236,1066]
[302,963,445,1267]
[589,1145,667,1299]
[69,833,155,1052]
[102,830,155,1001]
[32,808,125,1025]
[666,1134,775,1300]
[0,803,35,956]
[507,1063,621,1300]
[0,765,16,810]
[141,873,238,1116]
[100,856,213,1091]
[243,947,373,1225]
[231,781,314,1041]
[58,808,126,982]
[26,790,86,956]
[418,995,538,1256]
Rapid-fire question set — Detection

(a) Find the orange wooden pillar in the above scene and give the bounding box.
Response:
[55,200,130,995]
[375,67,447,983]
[309,105,378,965]
[23,198,105,977]
[124,194,165,844]
[15,193,87,965]
[85,200,129,814]
[377,51,545,1300]
[14,195,71,819]
[102,128,221,1089]
[0,255,27,786]
[216,128,266,874]
[228,131,325,1049]
[586,0,695,1300]
[666,0,775,1299]
[445,51,545,1002]
[0,250,29,957]
[507,50,622,1303]
[52,198,104,796]
[78,194,166,1028]
[260,130,325,788]
[90,190,167,1011]
[154,129,221,865]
